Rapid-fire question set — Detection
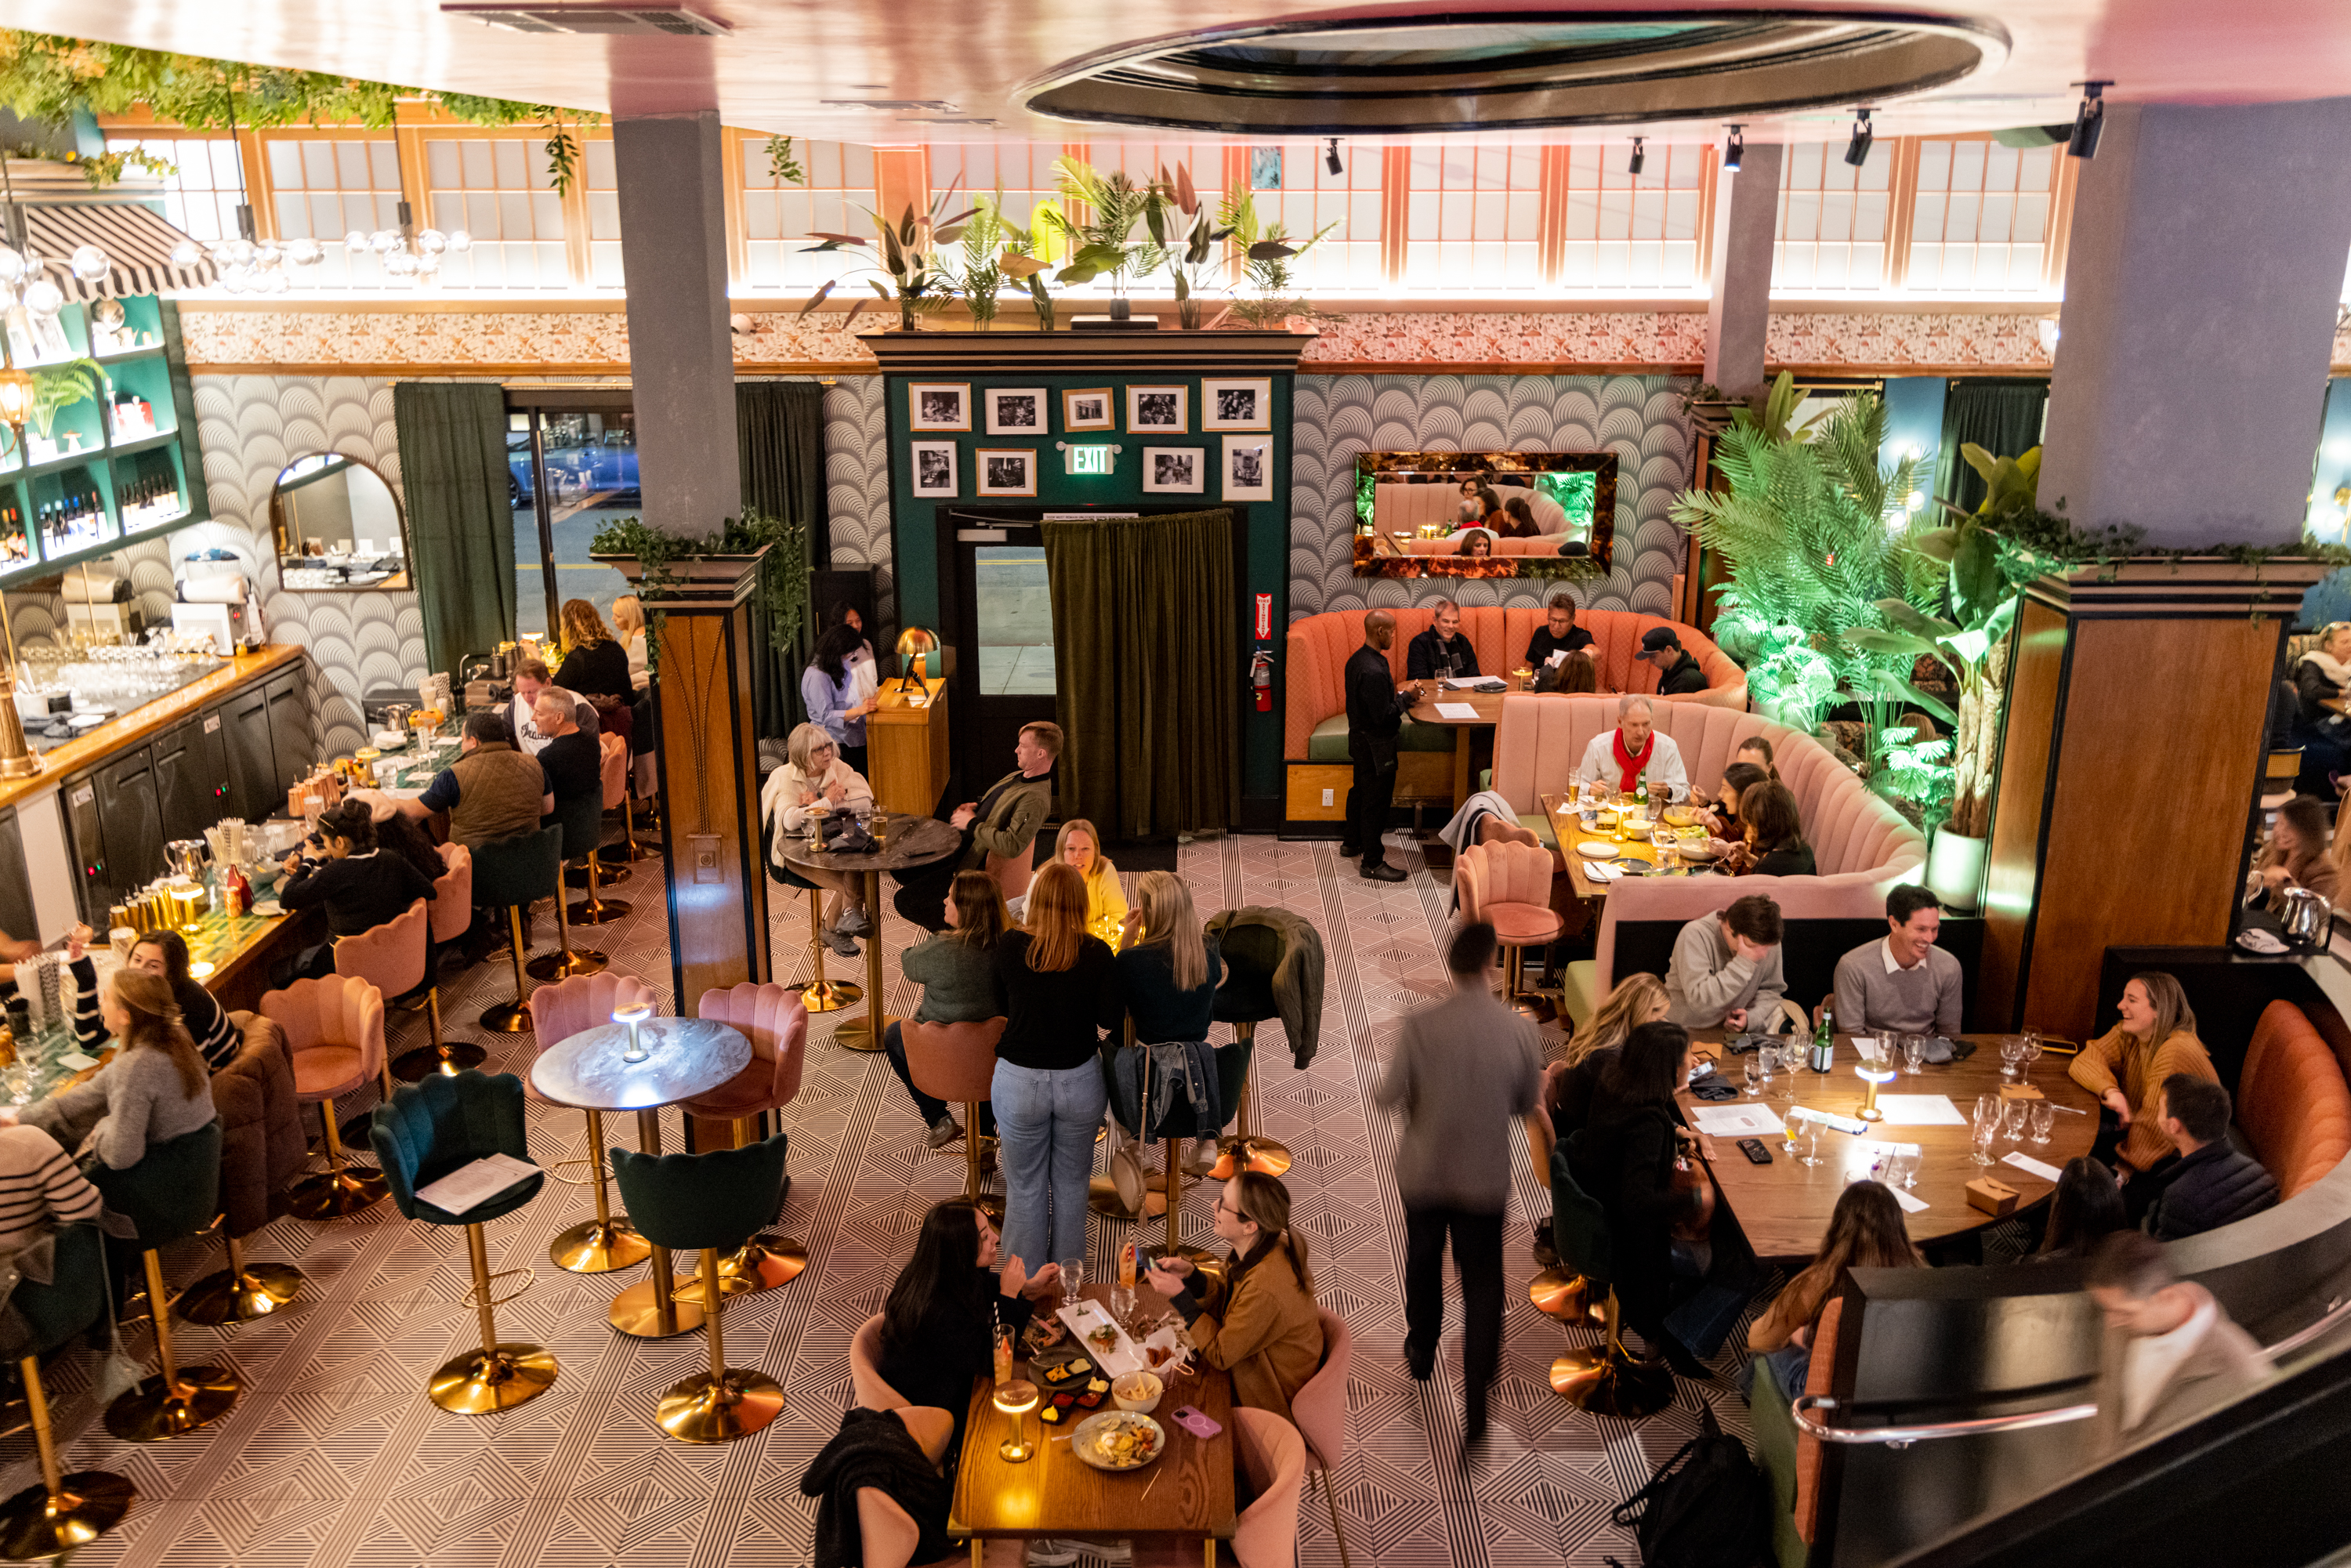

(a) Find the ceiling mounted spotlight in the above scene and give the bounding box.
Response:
[1722,125,1744,173]
[1845,107,1875,167]
[1628,136,1645,176]
[2070,80,2112,159]
[1325,138,1343,176]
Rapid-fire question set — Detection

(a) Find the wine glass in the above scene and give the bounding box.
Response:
[2029,1100,2056,1146]
[2020,1030,2045,1074]
[1999,1037,2026,1081]
[1798,1122,1824,1168]
[1058,1257,1085,1305]
[1743,1056,1762,1097]
[1972,1095,2001,1166]
[1110,1284,1138,1330]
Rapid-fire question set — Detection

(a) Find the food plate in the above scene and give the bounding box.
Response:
[1070,1409,1165,1472]
[1055,1298,1145,1376]
[1574,842,1618,858]
[251,899,284,918]
[1677,840,1719,861]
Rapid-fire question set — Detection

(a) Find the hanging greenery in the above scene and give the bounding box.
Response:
[764,135,803,186]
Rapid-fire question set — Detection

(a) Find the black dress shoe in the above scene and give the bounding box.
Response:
[1361,862,1407,882]
[1338,842,1363,858]
[1405,1351,1434,1382]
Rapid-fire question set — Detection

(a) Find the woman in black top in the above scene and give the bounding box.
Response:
[278,801,437,977]
[873,1199,1060,1441]
[128,930,241,1073]
[1701,761,1770,849]
[553,599,633,702]
[992,860,1123,1270]
[1739,780,1817,877]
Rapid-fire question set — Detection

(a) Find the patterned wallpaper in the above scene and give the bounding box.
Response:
[1288,373,1694,621]
[823,376,894,626]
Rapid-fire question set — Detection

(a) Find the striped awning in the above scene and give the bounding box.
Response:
[21,202,215,300]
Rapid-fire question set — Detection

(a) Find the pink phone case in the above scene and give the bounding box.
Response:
[1172,1405,1222,1439]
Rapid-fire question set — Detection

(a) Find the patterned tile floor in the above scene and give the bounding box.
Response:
[12,832,1762,1567]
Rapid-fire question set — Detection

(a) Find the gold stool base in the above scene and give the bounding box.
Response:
[284,1164,389,1219]
[607,1277,707,1338]
[567,896,631,925]
[1529,1268,1607,1326]
[429,1343,559,1414]
[103,1365,242,1443]
[480,999,534,1033]
[656,1368,784,1443]
[1208,1137,1293,1180]
[550,1218,651,1274]
[0,1472,135,1559]
[600,841,654,867]
[676,1237,806,1305]
[526,948,607,981]
[834,1013,892,1052]
[393,1042,487,1081]
[177,1261,306,1325]
[798,980,861,1014]
[1549,1345,1675,1417]
[567,861,631,888]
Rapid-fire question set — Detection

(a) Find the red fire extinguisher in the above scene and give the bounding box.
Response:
[1251,650,1274,713]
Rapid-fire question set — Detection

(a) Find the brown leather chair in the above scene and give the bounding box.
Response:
[987,843,1034,904]
[901,1018,1006,1216]
[179,1012,309,1324]
[567,734,632,925]
[2237,1001,2351,1199]
[849,1312,910,1411]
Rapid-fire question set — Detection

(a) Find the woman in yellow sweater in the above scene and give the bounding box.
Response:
[1053,819,1128,943]
[2068,971,2219,1176]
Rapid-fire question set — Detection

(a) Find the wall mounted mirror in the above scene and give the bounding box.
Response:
[1353,451,1617,579]
[269,453,410,591]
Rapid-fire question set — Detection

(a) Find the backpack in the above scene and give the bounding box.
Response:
[1607,1400,1771,1568]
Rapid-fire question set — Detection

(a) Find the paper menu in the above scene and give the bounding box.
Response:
[1434,701,1480,720]
[1883,1183,1929,1214]
[1439,676,1484,690]
[416,1153,541,1215]
[1055,1298,1147,1378]
[2002,1151,2064,1183]
[1689,1103,1784,1137]
[1872,1095,1968,1126]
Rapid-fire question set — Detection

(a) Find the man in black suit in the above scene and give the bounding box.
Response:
[1406,599,1479,681]
[1344,610,1422,882]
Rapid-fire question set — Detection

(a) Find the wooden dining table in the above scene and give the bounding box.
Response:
[951,1284,1237,1566]
[1675,1032,2101,1260]
[1538,788,1726,900]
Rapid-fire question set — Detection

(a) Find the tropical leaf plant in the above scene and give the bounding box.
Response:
[1154,161,1233,329]
[27,357,105,440]
[797,178,975,331]
[950,190,1009,329]
[1216,186,1339,328]
[1044,159,1170,305]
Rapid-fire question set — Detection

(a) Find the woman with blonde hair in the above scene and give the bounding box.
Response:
[1529,972,1671,1268]
[552,598,632,703]
[1117,871,1226,1173]
[759,722,875,956]
[9,969,214,1170]
[2070,971,2219,1177]
[1052,818,1128,936]
[992,861,1125,1269]
[610,594,650,693]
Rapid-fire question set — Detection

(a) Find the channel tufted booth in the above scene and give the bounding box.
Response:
[1400,534,1579,556]
[2236,1001,2351,1200]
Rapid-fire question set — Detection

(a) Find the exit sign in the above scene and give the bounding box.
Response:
[1066,444,1115,476]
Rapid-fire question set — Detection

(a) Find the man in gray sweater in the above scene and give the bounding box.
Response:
[1665,893,1787,1030]
[1375,920,1544,1454]
[1831,884,1965,1038]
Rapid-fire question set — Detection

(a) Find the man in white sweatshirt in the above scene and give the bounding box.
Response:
[1574,694,1688,797]
[1665,893,1787,1030]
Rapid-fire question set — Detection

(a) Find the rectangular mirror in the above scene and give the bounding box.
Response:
[1353,451,1616,579]
[270,453,411,591]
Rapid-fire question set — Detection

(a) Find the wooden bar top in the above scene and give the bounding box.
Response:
[0,644,304,813]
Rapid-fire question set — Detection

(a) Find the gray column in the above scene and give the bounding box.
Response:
[612,110,740,538]
[1704,142,1782,399]
[2040,98,2351,548]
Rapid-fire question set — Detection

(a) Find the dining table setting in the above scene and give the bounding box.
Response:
[1539,786,1725,900]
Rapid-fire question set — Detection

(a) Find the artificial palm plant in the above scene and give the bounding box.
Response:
[1045,158,1168,317]
[796,179,975,331]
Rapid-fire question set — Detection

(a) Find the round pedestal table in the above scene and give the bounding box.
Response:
[775,813,962,1052]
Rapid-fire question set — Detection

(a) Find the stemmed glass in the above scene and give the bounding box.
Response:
[1999,1037,2027,1081]
[2020,1030,2045,1076]
[1058,1258,1085,1308]
[1972,1094,2001,1166]
[1743,1055,1762,1097]
[1900,1034,1928,1074]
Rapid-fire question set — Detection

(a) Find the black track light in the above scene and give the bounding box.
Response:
[1722,125,1744,174]
[1628,136,1645,176]
[2069,81,2112,159]
[1845,108,1875,168]
[1325,138,1343,177]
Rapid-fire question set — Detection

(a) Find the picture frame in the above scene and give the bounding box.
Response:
[1125,385,1189,435]
[1221,436,1273,502]
[976,447,1038,498]
[1201,377,1273,433]
[908,382,972,432]
[1142,446,1205,495]
[910,440,958,498]
[985,387,1049,436]
[1063,387,1115,431]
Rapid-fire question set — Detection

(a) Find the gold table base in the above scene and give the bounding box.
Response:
[103,1366,241,1443]
[1528,1267,1607,1327]
[657,1369,785,1443]
[429,1344,559,1415]
[177,1254,304,1326]
[799,980,861,1013]
[551,1217,651,1274]
[1208,1137,1292,1180]
[0,1472,133,1560]
[393,1041,487,1081]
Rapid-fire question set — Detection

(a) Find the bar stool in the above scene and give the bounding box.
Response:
[762,806,859,1014]
[985,842,1034,905]
[1546,1133,1672,1418]
[96,1120,244,1441]
[370,1070,559,1414]
[526,970,655,1273]
[681,982,810,1297]
[332,899,429,1146]
[528,792,608,980]
[602,748,658,869]
[0,1223,132,1556]
[1208,918,1295,1181]
[610,1132,791,1443]
[469,824,564,1032]
[393,842,486,1081]
[901,1017,1005,1222]
[266,975,389,1219]
[1457,841,1564,1022]
[179,1012,308,1325]
[566,736,632,923]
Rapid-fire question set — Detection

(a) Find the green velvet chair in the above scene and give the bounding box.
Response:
[0,1224,135,1557]
[371,1070,558,1414]
[90,1119,243,1443]
[1207,918,1291,1179]
[528,793,609,981]
[470,824,565,1032]
[1544,1132,1672,1418]
[610,1132,790,1443]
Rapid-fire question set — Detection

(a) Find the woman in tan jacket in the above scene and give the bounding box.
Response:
[2069,971,2219,1176]
[1143,1171,1326,1425]
[2253,795,2341,914]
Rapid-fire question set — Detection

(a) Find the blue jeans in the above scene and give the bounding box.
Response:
[992,1059,1107,1271]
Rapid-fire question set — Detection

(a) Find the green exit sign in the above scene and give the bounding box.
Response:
[1066,444,1115,476]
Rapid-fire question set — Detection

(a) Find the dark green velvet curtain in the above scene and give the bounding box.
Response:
[1042,509,1239,840]
[738,381,827,739]
[1933,379,2049,514]
[393,382,515,677]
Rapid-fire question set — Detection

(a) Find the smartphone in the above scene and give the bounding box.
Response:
[1170,1405,1222,1439]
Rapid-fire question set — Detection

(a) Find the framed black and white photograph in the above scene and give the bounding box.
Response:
[1063,387,1114,431]
[985,387,1048,436]
[910,440,958,498]
[908,382,971,432]
[1142,446,1204,494]
[1201,377,1273,432]
[976,447,1038,498]
[1221,436,1273,502]
[1125,385,1189,435]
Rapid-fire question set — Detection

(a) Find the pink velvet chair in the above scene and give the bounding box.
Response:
[262,974,389,1220]
[1291,1308,1355,1568]
[333,900,426,1110]
[987,842,1034,904]
[1135,1407,1306,1568]
[1457,840,1564,1015]
[524,970,657,1274]
[849,1312,910,1411]
[567,733,632,925]
[399,855,486,1080]
[901,1018,1007,1215]
[682,982,811,1295]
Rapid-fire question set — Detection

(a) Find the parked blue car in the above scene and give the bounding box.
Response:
[509,431,641,509]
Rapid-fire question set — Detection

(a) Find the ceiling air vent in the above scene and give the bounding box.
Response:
[442,5,732,35]
[817,99,958,114]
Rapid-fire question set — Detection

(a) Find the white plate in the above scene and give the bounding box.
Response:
[1574,842,1618,858]
[1070,1410,1166,1472]
[251,899,283,918]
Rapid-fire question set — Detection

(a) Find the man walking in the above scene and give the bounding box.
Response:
[1376,920,1545,1453]
[1343,610,1421,883]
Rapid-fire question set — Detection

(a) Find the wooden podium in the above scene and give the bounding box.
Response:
[868,676,950,817]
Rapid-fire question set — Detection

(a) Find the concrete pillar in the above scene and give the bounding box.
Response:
[1704,142,1782,398]
[612,111,741,537]
[2040,98,2351,547]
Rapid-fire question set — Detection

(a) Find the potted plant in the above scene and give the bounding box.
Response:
[796,180,975,331]
[1156,162,1230,330]
[1216,186,1337,328]
[27,358,106,462]
[1044,158,1167,322]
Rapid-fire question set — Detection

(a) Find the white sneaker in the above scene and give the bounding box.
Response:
[1025,1542,1081,1567]
[1094,1544,1133,1566]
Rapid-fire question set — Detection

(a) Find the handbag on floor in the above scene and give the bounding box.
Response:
[1607,1398,1770,1568]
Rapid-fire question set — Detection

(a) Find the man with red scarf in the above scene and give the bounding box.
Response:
[1574,694,1688,796]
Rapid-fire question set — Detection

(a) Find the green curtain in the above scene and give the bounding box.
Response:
[1933,380,2049,514]
[737,381,827,739]
[393,382,515,678]
[1043,509,1239,840]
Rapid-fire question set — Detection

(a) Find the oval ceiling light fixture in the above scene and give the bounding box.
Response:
[1023,10,2009,136]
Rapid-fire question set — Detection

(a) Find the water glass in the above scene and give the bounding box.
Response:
[1971,1094,2001,1166]
[1999,1037,2027,1081]
[1110,1284,1137,1329]
[1887,1146,1922,1190]
[2028,1100,2056,1145]
[1058,1258,1085,1301]
[1799,1122,1824,1168]
[2021,1030,2045,1072]
[1901,1034,1928,1074]
[1743,1057,1762,1097]
[2001,1099,2030,1141]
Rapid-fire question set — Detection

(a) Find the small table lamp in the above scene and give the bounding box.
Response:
[1855,1038,1896,1122]
[992,1378,1040,1462]
[893,628,940,699]
[614,1002,653,1064]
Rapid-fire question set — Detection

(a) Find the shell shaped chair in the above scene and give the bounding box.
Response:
[395,846,487,1081]
[523,971,657,1274]
[1457,840,1565,1018]
[266,974,390,1219]
[680,983,811,1298]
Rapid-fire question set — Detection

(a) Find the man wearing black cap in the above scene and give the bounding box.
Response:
[1636,627,1708,696]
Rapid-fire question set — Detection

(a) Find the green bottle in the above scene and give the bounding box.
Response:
[1810,1000,1835,1071]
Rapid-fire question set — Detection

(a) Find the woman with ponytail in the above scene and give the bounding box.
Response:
[8,969,213,1170]
[1143,1170,1326,1423]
